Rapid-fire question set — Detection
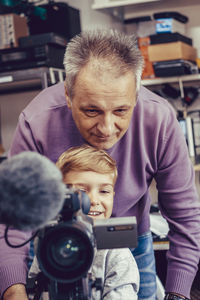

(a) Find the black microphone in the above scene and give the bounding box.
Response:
[0,151,66,231]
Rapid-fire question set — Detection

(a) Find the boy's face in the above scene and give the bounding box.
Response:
[64,171,115,219]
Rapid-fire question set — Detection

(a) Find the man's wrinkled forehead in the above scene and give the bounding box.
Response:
[72,62,136,98]
[78,57,135,82]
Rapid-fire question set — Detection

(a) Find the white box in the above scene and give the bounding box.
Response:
[156,18,185,35]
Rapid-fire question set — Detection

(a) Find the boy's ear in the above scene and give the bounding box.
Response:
[65,85,72,109]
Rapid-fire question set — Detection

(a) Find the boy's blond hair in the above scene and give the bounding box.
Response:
[56,144,118,185]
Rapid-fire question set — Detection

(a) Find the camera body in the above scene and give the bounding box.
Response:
[37,187,95,283]
[29,187,137,299]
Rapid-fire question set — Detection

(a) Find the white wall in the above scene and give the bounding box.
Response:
[66,0,123,31]
[0,90,39,153]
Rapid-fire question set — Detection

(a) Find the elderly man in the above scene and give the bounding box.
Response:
[1,29,200,300]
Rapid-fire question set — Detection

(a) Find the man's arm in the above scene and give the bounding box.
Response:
[1,112,37,299]
[3,284,28,300]
[0,225,30,299]
[154,106,200,298]
[9,112,41,157]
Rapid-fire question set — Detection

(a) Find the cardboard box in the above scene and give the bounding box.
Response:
[0,14,29,49]
[148,42,197,62]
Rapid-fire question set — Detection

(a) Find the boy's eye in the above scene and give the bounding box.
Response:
[100,190,111,194]
[76,186,88,193]
[78,188,87,192]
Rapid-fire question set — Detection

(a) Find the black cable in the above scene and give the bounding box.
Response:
[4,225,38,248]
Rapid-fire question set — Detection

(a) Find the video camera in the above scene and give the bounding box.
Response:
[26,187,137,300]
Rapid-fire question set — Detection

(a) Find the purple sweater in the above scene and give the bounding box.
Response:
[1,82,200,298]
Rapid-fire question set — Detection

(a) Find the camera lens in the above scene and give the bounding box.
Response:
[37,222,94,283]
[51,235,85,267]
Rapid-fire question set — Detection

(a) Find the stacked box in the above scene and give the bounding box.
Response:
[0,14,29,50]
[156,18,185,35]
[148,42,197,62]
[138,37,155,79]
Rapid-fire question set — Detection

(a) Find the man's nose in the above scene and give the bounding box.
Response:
[97,114,114,136]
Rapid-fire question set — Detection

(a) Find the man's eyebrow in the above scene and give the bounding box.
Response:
[80,104,131,109]
[79,104,99,109]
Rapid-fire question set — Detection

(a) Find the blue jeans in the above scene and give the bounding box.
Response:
[131,231,157,300]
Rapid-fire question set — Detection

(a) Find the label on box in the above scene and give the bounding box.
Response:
[156,18,174,33]
[156,18,185,34]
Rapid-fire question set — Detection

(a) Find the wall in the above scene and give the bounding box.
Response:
[66,0,123,31]
[0,89,39,153]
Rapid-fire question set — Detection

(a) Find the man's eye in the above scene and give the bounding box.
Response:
[84,109,99,117]
[114,109,128,116]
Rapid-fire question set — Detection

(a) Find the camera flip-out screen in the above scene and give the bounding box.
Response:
[93,216,137,249]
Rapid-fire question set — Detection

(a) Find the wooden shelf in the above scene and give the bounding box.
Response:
[0,67,65,92]
[141,75,200,171]
[92,0,160,9]
[91,0,161,20]
[142,74,200,87]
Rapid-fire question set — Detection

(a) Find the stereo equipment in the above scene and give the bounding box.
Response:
[0,44,65,71]
[19,33,67,48]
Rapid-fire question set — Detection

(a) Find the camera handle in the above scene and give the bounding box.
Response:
[26,272,103,300]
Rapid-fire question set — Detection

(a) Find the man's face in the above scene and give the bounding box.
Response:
[64,170,114,219]
[66,65,137,150]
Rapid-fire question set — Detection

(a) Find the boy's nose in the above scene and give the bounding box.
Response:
[89,192,100,206]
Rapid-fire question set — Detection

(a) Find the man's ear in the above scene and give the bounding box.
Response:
[65,86,72,109]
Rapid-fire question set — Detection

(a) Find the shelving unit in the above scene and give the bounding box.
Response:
[0,67,65,92]
[142,74,200,171]
[141,74,200,87]
[92,0,160,9]
[91,0,161,20]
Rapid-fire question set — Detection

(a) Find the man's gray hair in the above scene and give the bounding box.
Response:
[63,28,144,98]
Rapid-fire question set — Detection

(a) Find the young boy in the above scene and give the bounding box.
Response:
[29,145,139,299]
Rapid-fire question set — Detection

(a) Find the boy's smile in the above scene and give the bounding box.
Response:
[64,170,115,219]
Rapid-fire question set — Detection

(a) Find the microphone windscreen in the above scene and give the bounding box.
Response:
[0,151,66,231]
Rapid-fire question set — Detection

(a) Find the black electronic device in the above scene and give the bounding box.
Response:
[124,15,152,24]
[153,11,188,23]
[19,33,67,48]
[150,32,192,46]
[0,44,65,71]
[3,173,137,299]
[29,188,137,300]
[28,2,81,40]
[153,59,198,77]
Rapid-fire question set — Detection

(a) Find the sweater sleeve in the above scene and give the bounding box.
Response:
[0,225,30,298]
[1,114,39,298]
[154,106,200,298]
[9,112,42,157]
[92,249,139,300]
